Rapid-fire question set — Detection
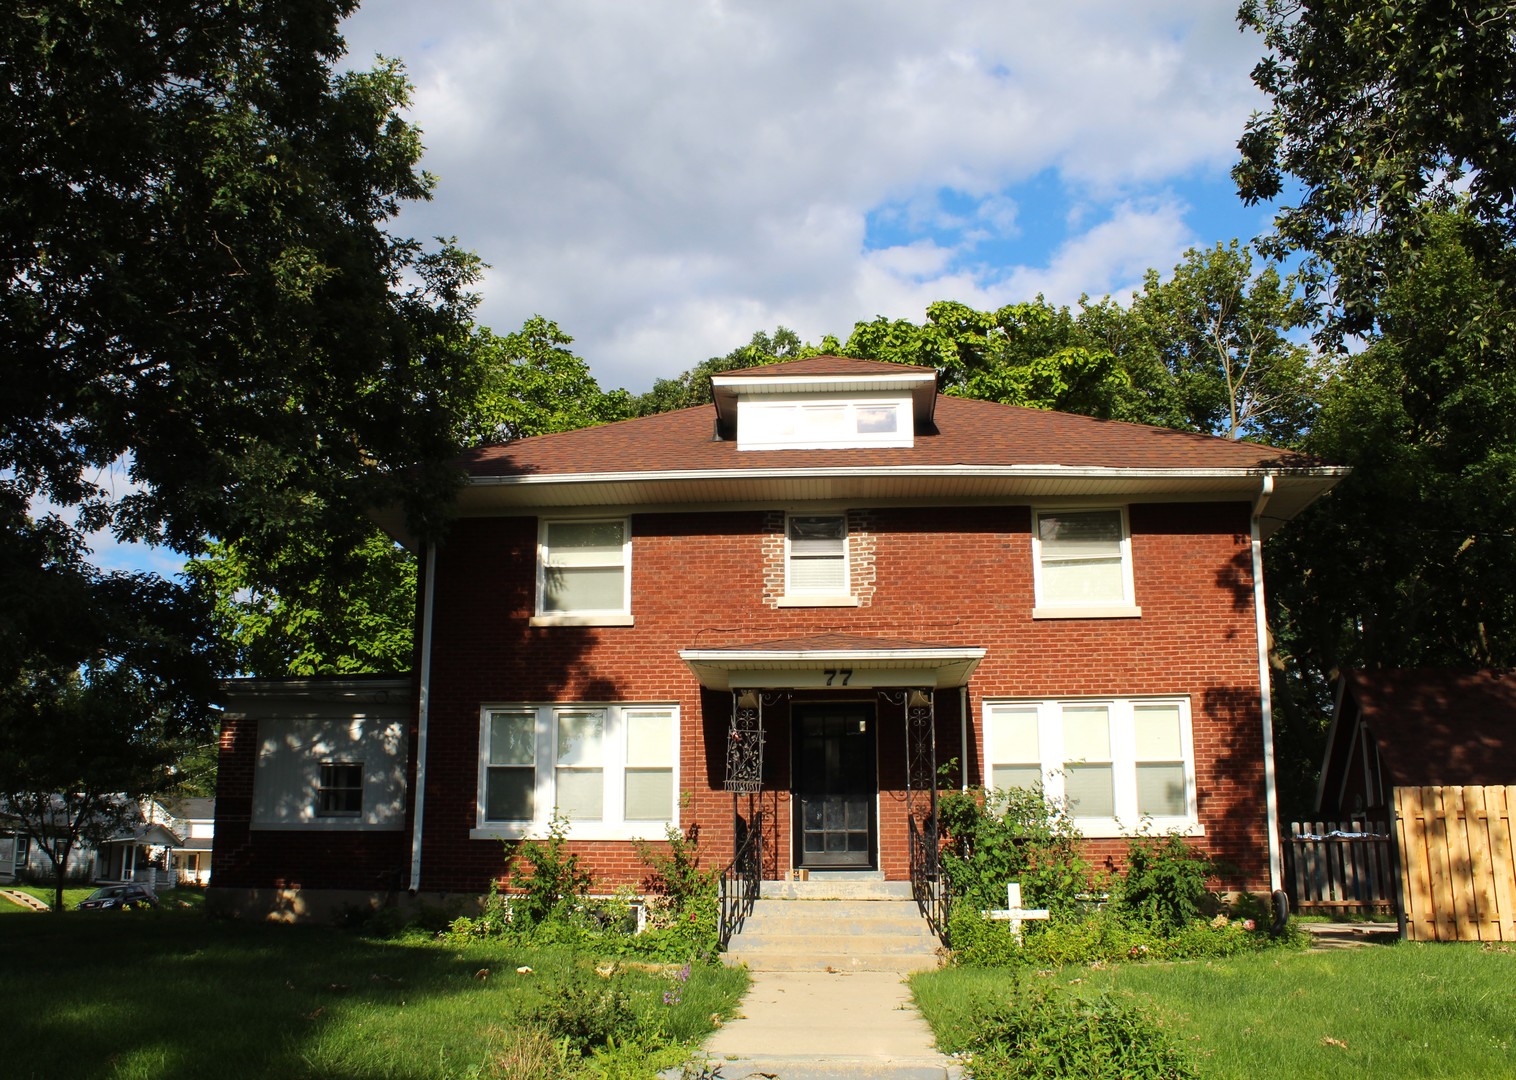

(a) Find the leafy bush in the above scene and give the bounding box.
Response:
[507,813,594,927]
[1116,832,1217,933]
[967,976,1198,1080]
[632,825,720,961]
[938,786,1093,915]
[520,966,639,1056]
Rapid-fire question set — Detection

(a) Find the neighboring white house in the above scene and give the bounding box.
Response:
[1,797,215,889]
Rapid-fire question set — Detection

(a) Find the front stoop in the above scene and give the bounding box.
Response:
[723,879,944,973]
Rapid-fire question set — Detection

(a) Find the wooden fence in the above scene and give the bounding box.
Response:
[1285,820,1396,913]
[1394,785,1516,942]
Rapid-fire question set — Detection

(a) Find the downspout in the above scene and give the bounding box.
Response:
[959,686,970,792]
[408,543,438,893]
[1251,476,1283,894]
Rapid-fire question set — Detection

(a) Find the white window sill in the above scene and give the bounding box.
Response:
[529,614,635,627]
[251,821,404,832]
[470,823,675,842]
[1032,605,1142,620]
[1074,820,1204,839]
[775,595,860,608]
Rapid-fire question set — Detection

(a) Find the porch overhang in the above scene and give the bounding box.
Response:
[679,633,985,692]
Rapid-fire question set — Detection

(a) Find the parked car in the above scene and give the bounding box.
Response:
[76,884,157,911]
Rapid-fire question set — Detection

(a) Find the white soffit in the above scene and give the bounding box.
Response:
[679,646,986,692]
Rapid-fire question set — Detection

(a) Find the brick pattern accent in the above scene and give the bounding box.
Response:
[216,501,1273,897]
[760,511,785,607]
[847,509,877,607]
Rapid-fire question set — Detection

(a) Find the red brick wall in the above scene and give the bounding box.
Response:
[397,501,1270,895]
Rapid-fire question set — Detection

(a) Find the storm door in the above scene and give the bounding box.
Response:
[793,704,877,868]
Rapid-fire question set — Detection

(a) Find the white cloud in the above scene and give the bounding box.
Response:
[341,0,1270,390]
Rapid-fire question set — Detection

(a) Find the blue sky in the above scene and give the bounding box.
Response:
[91,1,1290,578]
[337,0,1286,394]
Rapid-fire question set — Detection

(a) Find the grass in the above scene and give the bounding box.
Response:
[1,908,747,1079]
[913,941,1516,1080]
[2,884,97,911]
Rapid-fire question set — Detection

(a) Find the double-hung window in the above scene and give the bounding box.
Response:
[535,519,631,624]
[785,514,848,597]
[983,697,1197,836]
[316,762,363,817]
[477,704,678,839]
[1031,508,1139,617]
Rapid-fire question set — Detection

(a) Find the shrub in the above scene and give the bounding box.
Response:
[507,814,593,927]
[938,786,1093,915]
[968,976,1198,1080]
[520,966,639,1056]
[633,825,720,961]
[1117,832,1216,933]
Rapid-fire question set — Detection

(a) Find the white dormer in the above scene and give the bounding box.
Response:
[709,358,938,451]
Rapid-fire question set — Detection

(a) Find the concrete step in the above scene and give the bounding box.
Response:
[725,895,943,972]
[762,877,914,901]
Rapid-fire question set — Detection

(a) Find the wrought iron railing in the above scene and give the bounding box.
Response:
[718,809,763,949]
[909,814,951,946]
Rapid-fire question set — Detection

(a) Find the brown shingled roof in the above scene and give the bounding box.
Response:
[1345,669,1516,787]
[459,392,1316,478]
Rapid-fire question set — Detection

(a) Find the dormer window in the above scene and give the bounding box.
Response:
[709,359,937,451]
[735,396,913,450]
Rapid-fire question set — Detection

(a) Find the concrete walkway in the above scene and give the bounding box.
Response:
[1301,921,1399,949]
[681,969,963,1080]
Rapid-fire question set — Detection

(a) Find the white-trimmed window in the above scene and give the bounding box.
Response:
[1031,508,1139,618]
[737,396,914,450]
[983,697,1197,836]
[476,703,678,840]
[316,762,363,817]
[785,514,848,596]
[535,518,632,624]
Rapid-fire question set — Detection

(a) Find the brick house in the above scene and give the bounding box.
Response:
[211,356,1344,920]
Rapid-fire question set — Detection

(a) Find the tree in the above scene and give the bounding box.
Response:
[184,530,416,678]
[0,505,215,909]
[2,2,479,814]
[1130,242,1321,444]
[1263,214,1516,813]
[1235,0,1516,338]
[635,327,817,414]
[185,318,635,679]
[464,317,633,444]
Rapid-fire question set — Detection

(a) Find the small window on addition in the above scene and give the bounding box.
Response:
[317,762,363,817]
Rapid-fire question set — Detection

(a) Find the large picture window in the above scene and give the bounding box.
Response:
[535,519,631,623]
[477,703,678,839]
[982,697,1196,836]
[1031,508,1139,617]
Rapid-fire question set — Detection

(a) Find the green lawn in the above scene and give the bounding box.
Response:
[3,886,95,912]
[2,910,747,1079]
[913,942,1516,1080]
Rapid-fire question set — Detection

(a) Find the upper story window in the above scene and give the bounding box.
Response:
[1031,508,1140,619]
[736,394,914,450]
[534,518,632,626]
[787,515,847,594]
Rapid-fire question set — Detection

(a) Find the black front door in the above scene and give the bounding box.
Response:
[794,704,877,868]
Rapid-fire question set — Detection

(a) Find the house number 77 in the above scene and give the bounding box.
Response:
[823,669,853,685]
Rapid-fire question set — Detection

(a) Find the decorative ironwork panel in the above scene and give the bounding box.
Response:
[724,691,765,793]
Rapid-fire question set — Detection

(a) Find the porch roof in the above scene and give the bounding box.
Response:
[679,632,985,691]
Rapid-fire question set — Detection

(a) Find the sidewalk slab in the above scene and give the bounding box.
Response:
[685,969,962,1080]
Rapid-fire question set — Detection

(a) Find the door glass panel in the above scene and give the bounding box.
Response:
[794,708,876,868]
